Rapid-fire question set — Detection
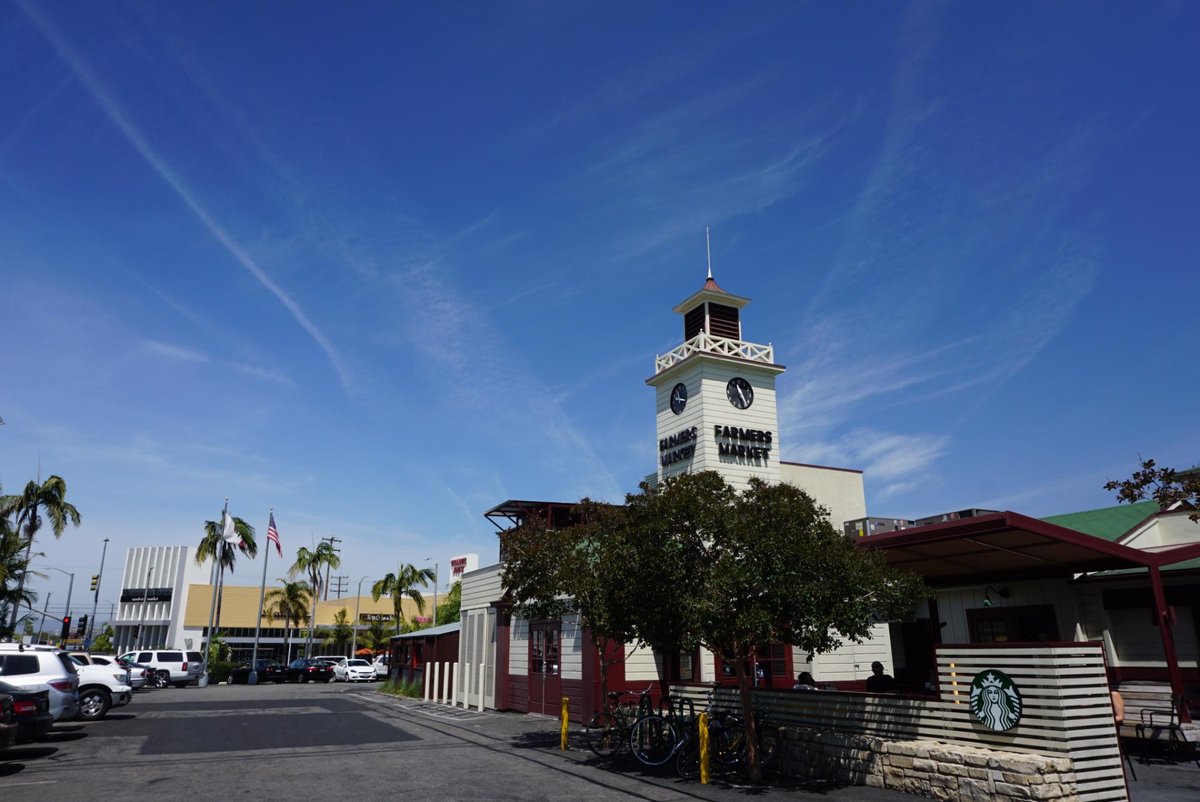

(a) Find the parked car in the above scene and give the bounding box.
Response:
[0,693,17,752]
[228,659,286,684]
[0,643,80,721]
[311,655,347,666]
[72,662,133,720]
[70,653,146,689]
[117,649,204,688]
[0,679,54,742]
[333,658,376,683]
[372,654,390,679]
[285,658,334,683]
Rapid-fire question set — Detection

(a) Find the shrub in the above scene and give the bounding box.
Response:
[379,678,423,698]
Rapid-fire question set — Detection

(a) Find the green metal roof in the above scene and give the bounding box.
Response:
[1040,500,1159,542]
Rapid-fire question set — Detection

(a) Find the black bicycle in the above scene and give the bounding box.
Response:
[583,685,655,759]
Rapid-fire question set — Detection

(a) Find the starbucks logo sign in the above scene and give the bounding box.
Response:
[969,670,1022,732]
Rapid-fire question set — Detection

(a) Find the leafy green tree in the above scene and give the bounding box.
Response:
[264,579,311,663]
[372,563,434,635]
[358,617,393,653]
[436,580,462,625]
[1105,458,1200,522]
[502,499,637,703]
[632,472,927,782]
[320,608,354,654]
[503,472,926,784]
[290,543,341,657]
[2,476,81,633]
[91,623,114,654]
[0,525,44,637]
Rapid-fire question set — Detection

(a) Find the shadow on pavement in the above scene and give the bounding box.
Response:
[510,731,563,750]
[2,745,59,760]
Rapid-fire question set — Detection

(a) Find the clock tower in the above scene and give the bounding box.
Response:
[647,273,785,491]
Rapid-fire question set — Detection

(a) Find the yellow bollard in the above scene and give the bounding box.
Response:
[699,711,710,784]
[561,696,570,751]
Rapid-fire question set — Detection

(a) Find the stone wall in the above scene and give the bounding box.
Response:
[778,726,1079,802]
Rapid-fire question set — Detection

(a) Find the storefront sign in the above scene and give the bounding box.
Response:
[120,587,173,603]
[660,426,698,466]
[450,557,468,576]
[714,425,772,460]
[969,669,1023,731]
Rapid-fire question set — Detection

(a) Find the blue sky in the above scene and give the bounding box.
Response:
[3,2,1198,622]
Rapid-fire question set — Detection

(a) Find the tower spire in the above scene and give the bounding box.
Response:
[706,226,713,279]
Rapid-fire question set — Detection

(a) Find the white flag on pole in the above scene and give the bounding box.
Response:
[221,512,241,546]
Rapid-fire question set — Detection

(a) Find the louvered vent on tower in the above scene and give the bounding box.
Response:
[708,303,740,339]
[684,306,706,340]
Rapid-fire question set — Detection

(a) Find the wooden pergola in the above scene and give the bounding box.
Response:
[858,511,1200,720]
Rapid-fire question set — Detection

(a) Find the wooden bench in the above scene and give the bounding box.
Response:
[1117,682,1200,766]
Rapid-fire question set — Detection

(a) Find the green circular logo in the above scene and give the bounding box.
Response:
[969,669,1023,732]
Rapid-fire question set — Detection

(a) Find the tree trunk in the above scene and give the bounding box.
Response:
[732,650,762,784]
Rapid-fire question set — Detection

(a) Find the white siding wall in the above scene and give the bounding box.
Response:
[624,643,661,683]
[509,617,528,676]
[934,581,1080,645]
[460,564,503,612]
[803,624,894,683]
[1108,606,1199,667]
[779,463,867,530]
[561,613,584,680]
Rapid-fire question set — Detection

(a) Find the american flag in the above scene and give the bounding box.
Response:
[267,512,282,558]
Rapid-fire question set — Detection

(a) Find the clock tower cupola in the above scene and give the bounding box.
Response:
[647,270,785,491]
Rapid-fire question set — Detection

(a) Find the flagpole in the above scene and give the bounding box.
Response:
[248,509,273,686]
[200,498,228,688]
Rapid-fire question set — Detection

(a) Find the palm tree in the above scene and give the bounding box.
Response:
[2,476,81,632]
[320,608,354,655]
[0,526,44,636]
[264,579,311,663]
[372,563,434,635]
[196,514,257,651]
[290,542,340,657]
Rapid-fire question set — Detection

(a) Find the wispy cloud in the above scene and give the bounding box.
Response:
[18,1,352,393]
[790,428,950,501]
[141,339,293,385]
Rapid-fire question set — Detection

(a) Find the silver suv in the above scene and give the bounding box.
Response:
[119,649,204,688]
[0,643,81,721]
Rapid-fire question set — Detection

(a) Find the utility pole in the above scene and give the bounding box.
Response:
[37,593,51,644]
[88,537,109,644]
[320,536,342,600]
[330,575,348,599]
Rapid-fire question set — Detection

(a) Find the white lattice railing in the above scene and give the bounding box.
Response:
[654,332,774,373]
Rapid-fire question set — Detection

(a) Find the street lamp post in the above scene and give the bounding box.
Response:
[351,576,369,657]
[425,558,438,628]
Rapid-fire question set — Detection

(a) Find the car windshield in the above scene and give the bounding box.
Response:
[347,660,369,667]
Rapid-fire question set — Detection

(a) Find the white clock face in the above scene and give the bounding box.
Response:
[670,383,688,415]
[726,377,753,409]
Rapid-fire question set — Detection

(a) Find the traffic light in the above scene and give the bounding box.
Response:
[59,616,72,641]
[76,615,88,637]
[90,574,99,592]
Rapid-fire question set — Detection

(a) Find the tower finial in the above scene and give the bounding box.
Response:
[706,226,712,280]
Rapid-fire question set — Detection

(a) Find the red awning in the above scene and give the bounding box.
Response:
[857,511,1200,586]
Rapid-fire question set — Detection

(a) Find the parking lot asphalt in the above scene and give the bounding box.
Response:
[1,682,1193,801]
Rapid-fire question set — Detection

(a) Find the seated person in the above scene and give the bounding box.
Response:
[793,671,818,690]
[866,660,898,693]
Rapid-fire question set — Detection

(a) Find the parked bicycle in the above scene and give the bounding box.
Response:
[628,693,695,766]
[583,684,655,759]
[674,693,780,780]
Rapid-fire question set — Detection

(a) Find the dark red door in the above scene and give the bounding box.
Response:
[529,621,562,715]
